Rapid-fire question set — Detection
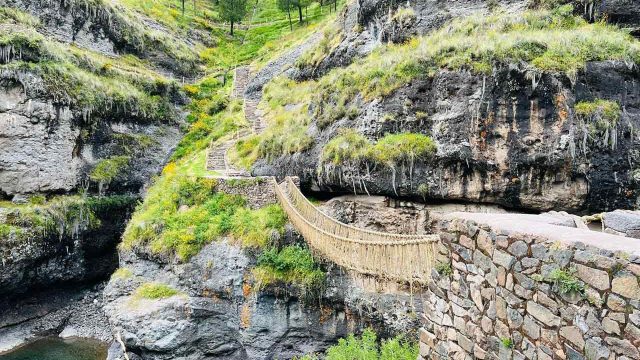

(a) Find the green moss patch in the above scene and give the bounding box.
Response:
[298,328,417,360]
[320,129,436,168]
[133,282,180,299]
[0,195,135,243]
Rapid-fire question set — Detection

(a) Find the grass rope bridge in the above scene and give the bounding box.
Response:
[210,68,439,283]
[272,176,440,283]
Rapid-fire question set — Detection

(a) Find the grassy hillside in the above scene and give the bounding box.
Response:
[231,4,640,170]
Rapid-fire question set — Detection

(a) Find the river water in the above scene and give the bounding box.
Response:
[0,337,107,360]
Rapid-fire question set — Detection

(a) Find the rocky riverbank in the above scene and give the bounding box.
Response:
[0,284,112,354]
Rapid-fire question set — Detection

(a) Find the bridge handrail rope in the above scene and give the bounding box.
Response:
[283,177,438,242]
[271,177,439,283]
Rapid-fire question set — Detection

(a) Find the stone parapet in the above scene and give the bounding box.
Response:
[418,213,640,360]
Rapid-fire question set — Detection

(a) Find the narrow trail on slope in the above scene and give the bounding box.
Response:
[207,30,323,176]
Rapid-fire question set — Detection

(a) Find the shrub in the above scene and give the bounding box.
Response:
[230,204,287,248]
[321,129,371,165]
[435,262,452,276]
[122,175,287,261]
[253,244,325,291]
[90,155,131,185]
[321,130,436,169]
[547,268,584,294]
[133,282,180,299]
[365,133,436,167]
[305,328,418,360]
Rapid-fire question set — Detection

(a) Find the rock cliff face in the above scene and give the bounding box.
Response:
[0,0,188,324]
[104,241,424,360]
[256,0,640,214]
[258,62,640,213]
[0,197,134,298]
[0,0,201,76]
[0,78,182,196]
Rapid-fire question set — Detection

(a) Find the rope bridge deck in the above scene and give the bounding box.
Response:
[271,177,440,283]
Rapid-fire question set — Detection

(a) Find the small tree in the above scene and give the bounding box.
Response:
[292,0,311,23]
[277,0,294,30]
[220,0,248,35]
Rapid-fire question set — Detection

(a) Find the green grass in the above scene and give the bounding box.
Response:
[230,76,315,166]
[117,0,219,32]
[311,4,640,103]
[294,16,344,69]
[3,1,200,75]
[236,4,640,169]
[170,77,247,162]
[435,262,453,276]
[133,282,180,299]
[0,18,183,124]
[575,99,621,130]
[253,244,325,290]
[298,328,418,360]
[320,129,436,168]
[111,268,134,280]
[121,175,287,260]
[200,4,340,74]
[90,156,131,185]
[500,337,514,348]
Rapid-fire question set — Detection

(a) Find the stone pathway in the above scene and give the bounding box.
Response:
[232,66,250,99]
[207,31,323,177]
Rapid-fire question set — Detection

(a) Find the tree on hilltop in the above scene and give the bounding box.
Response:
[220,0,248,35]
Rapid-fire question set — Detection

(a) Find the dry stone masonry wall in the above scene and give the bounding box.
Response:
[214,177,278,209]
[419,215,640,360]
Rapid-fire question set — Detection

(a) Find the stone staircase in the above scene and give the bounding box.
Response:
[244,96,264,134]
[206,65,267,177]
[232,66,250,99]
[206,129,252,176]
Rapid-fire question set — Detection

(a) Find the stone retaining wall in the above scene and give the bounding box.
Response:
[419,216,640,360]
[214,177,277,209]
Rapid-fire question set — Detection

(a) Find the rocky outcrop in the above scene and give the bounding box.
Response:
[0,0,201,77]
[103,238,425,359]
[0,196,135,298]
[0,78,182,196]
[601,210,640,238]
[294,0,640,81]
[256,62,640,213]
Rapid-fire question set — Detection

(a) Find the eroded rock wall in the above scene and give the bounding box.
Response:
[0,197,135,298]
[0,78,182,196]
[257,63,640,213]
